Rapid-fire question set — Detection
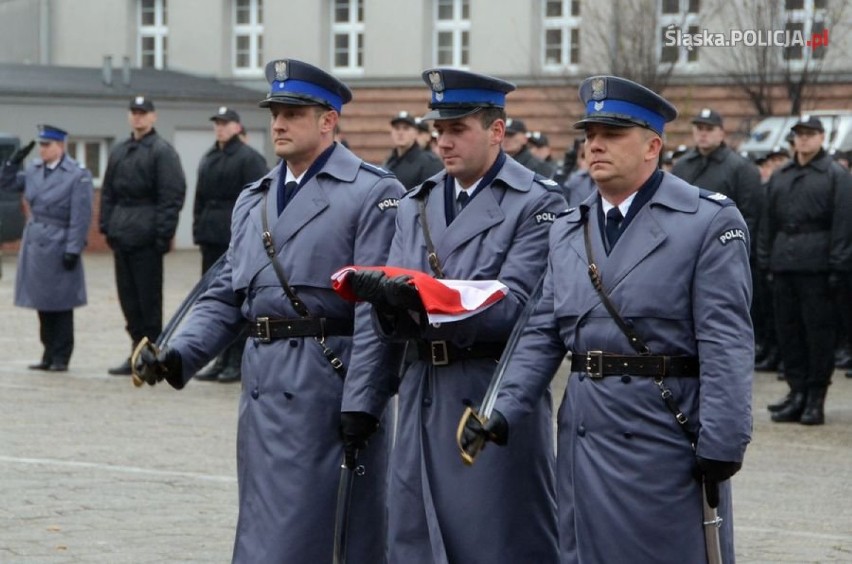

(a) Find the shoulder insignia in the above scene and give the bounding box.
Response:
[557,207,576,218]
[534,210,557,224]
[698,188,734,207]
[360,161,394,178]
[534,175,563,193]
[717,227,747,246]
[376,197,399,212]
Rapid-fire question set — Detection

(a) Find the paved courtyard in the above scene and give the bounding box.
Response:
[0,250,850,563]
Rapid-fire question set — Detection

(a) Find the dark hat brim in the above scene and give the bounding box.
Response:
[791,123,824,133]
[390,117,418,127]
[259,93,334,109]
[210,116,238,122]
[421,107,483,121]
[573,115,646,130]
[691,117,723,127]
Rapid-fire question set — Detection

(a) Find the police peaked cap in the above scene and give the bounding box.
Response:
[37,124,68,142]
[574,75,677,135]
[391,111,418,127]
[259,59,352,113]
[421,68,516,121]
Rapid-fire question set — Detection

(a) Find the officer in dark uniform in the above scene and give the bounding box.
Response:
[758,116,852,425]
[100,96,186,375]
[383,110,443,189]
[1,125,93,371]
[527,131,554,164]
[192,106,268,383]
[415,116,433,151]
[135,59,404,563]
[464,75,753,563]
[502,118,556,178]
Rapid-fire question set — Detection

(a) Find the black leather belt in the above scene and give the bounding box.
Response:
[411,340,505,366]
[570,352,699,378]
[250,317,353,343]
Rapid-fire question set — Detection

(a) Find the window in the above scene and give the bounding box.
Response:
[434,0,470,67]
[331,0,364,74]
[784,0,828,62]
[234,0,264,74]
[658,0,700,65]
[543,0,581,70]
[66,139,110,188]
[138,0,168,69]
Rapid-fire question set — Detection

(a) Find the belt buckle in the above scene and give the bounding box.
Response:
[430,341,449,366]
[585,350,604,378]
[255,316,271,343]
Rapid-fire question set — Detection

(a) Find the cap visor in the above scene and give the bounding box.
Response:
[422,107,482,121]
[259,94,328,109]
[573,116,641,130]
[691,118,720,126]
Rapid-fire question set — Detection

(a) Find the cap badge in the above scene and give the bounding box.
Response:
[591,78,606,101]
[218,106,228,115]
[274,60,288,81]
[135,96,145,105]
[801,114,810,121]
[701,108,711,118]
[428,71,444,93]
[593,101,604,111]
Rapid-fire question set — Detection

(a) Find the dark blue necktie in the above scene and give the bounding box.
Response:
[457,190,470,214]
[278,181,299,215]
[605,207,623,249]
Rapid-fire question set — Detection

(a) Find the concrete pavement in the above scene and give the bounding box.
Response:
[0,250,850,562]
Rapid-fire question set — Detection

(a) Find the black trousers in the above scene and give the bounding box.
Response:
[37,310,73,364]
[752,264,776,352]
[201,243,245,370]
[114,247,163,345]
[836,273,852,351]
[773,272,836,392]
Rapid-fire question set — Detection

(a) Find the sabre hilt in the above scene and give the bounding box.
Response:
[456,406,488,466]
[130,337,161,388]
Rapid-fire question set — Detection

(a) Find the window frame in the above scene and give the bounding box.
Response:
[138,0,168,69]
[658,0,700,67]
[233,0,264,76]
[434,0,470,68]
[65,138,111,189]
[331,0,365,76]
[542,0,582,72]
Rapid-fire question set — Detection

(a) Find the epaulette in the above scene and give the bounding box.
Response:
[698,188,735,207]
[534,175,563,194]
[360,161,395,178]
[557,206,577,218]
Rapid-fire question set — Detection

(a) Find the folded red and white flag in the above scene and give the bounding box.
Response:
[331,266,508,324]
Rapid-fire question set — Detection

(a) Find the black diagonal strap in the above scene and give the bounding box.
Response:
[417,188,445,279]
[259,185,346,376]
[582,217,649,355]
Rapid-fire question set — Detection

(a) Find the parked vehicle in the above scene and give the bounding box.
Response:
[738,110,852,159]
[0,134,25,279]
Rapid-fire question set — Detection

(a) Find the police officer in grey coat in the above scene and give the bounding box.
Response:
[758,116,852,425]
[192,106,268,383]
[135,59,405,564]
[465,76,753,564]
[344,69,564,564]
[100,96,186,375]
[1,125,93,371]
[383,111,443,189]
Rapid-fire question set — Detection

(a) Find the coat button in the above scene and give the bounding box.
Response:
[623,431,634,439]
[422,397,432,407]
[621,375,631,384]
[250,388,259,400]
[289,339,298,347]
[577,425,586,437]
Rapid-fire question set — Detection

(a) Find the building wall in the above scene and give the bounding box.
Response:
[0,0,42,65]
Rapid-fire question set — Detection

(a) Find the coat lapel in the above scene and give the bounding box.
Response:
[436,184,504,260]
[274,176,330,245]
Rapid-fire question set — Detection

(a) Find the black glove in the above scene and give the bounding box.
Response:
[349,270,391,306]
[460,409,509,452]
[384,275,424,311]
[693,456,742,508]
[9,140,36,165]
[339,411,379,470]
[62,253,79,271]
[155,238,171,254]
[134,345,183,386]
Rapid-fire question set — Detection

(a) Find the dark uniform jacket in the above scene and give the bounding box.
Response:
[671,142,761,238]
[99,129,186,250]
[511,145,556,178]
[757,149,852,273]
[193,135,268,246]
[382,142,443,189]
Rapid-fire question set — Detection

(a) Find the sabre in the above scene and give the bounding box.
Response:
[332,455,365,564]
[456,271,546,465]
[131,254,228,387]
[702,480,724,564]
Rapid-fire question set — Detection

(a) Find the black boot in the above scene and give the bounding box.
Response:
[770,391,806,423]
[108,358,132,376]
[754,347,779,371]
[799,388,827,426]
[194,356,224,381]
[767,392,794,413]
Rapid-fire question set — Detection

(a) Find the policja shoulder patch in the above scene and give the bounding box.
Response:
[534,211,557,224]
[717,227,746,246]
[376,197,399,212]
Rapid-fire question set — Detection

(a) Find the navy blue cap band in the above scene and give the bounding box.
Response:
[585,99,665,134]
[271,78,343,112]
[38,128,67,142]
[432,87,506,108]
